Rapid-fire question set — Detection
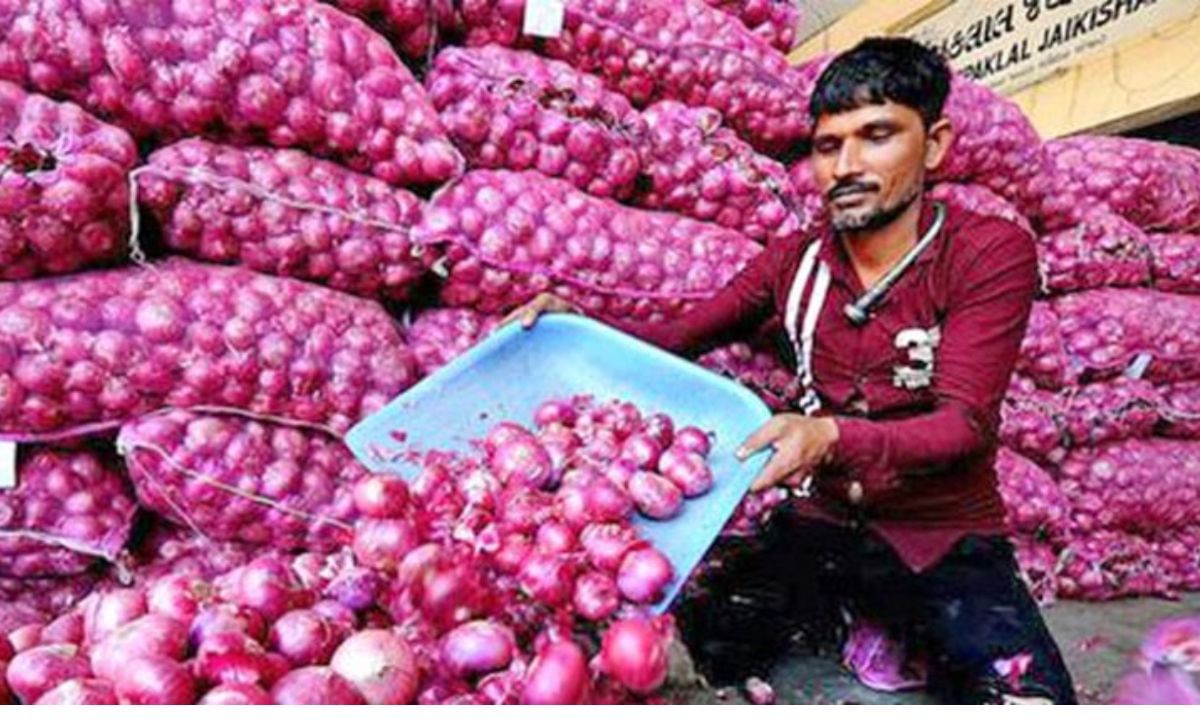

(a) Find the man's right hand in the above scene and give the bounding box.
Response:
[498,293,578,330]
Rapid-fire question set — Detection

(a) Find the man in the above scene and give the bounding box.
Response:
[506,37,1076,704]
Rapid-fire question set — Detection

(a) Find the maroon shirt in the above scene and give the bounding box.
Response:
[616,200,1038,572]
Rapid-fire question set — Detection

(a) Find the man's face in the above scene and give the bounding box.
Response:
[810,101,935,233]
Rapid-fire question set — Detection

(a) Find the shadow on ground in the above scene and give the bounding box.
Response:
[670,593,1200,704]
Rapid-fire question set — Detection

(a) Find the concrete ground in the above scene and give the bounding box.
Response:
[669,593,1200,704]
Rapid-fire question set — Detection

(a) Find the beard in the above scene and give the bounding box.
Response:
[828,183,922,234]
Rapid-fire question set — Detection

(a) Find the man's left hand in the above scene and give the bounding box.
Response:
[736,414,840,492]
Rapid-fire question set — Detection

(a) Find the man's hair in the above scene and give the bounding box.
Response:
[809,37,951,128]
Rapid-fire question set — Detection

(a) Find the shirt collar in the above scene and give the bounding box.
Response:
[816,199,948,290]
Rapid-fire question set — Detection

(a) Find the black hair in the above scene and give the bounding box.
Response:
[809,37,951,128]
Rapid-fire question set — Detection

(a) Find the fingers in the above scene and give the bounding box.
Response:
[522,307,539,329]
[751,451,801,492]
[736,417,782,461]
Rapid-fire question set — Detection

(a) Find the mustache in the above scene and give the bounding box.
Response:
[827,181,879,200]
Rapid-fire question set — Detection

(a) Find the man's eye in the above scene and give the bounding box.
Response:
[814,142,839,154]
[867,129,893,142]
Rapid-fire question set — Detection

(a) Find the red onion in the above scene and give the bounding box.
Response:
[618,547,675,604]
[416,560,488,631]
[440,620,516,678]
[658,448,715,497]
[83,588,146,644]
[194,632,276,687]
[40,613,84,645]
[643,413,676,449]
[492,533,533,575]
[672,427,713,457]
[604,459,639,490]
[326,566,386,611]
[484,422,537,454]
[519,553,578,606]
[585,477,636,522]
[34,678,118,704]
[91,614,187,681]
[271,666,365,705]
[147,572,212,625]
[499,487,555,532]
[353,518,419,571]
[629,471,685,520]
[521,640,591,704]
[330,630,419,705]
[189,604,268,649]
[536,520,578,554]
[395,543,443,588]
[581,523,644,573]
[199,683,273,705]
[573,572,620,621]
[534,400,579,428]
[488,436,554,489]
[312,600,358,632]
[114,656,196,705]
[353,475,411,518]
[744,676,776,704]
[620,433,664,469]
[6,643,90,703]
[270,610,346,667]
[8,624,42,653]
[599,618,669,695]
[232,556,305,622]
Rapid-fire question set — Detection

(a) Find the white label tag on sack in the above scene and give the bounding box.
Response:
[1126,352,1153,380]
[0,441,15,490]
[523,0,565,38]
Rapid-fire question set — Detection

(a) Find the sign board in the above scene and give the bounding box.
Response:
[905,0,1198,95]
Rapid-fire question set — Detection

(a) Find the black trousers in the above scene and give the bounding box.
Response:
[675,507,1078,704]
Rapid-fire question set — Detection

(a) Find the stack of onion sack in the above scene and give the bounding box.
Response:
[454,0,819,155]
[116,409,386,553]
[0,259,419,444]
[1112,616,1200,704]
[0,0,462,186]
[425,45,646,200]
[634,101,806,245]
[699,0,802,53]
[0,81,136,280]
[135,139,432,301]
[415,169,761,321]
[322,0,456,62]
[1,396,719,704]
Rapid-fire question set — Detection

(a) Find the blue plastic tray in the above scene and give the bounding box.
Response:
[345,315,772,613]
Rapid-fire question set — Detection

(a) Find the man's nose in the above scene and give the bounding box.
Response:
[834,140,863,178]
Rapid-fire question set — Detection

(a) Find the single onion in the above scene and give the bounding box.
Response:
[353,474,410,518]
[629,471,684,520]
[519,553,577,606]
[199,683,273,705]
[599,619,669,695]
[484,422,536,454]
[536,520,578,553]
[521,640,590,704]
[534,400,578,427]
[147,572,212,624]
[41,614,84,645]
[194,632,275,687]
[643,414,675,448]
[83,589,147,644]
[6,644,90,703]
[573,572,620,621]
[326,566,385,611]
[91,614,187,681]
[673,427,712,456]
[440,620,516,678]
[617,547,675,604]
[232,557,304,622]
[620,433,664,469]
[312,600,358,632]
[353,518,419,571]
[658,448,714,497]
[114,656,196,705]
[581,523,645,572]
[270,609,345,667]
[34,678,119,705]
[189,604,268,649]
[330,630,419,704]
[488,436,554,489]
[271,666,365,704]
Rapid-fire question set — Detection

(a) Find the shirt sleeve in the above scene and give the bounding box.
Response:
[607,239,787,355]
[828,220,1038,499]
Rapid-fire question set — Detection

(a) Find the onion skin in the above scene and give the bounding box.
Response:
[6,644,91,704]
[270,666,365,705]
[520,640,591,704]
[269,609,345,667]
[353,475,411,518]
[440,620,516,678]
[114,656,197,705]
[199,683,273,705]
[573,572,620,621]
[617,547,675,604]
[599,619,669,695]
[34,678,119,705]
[330,630,419,705]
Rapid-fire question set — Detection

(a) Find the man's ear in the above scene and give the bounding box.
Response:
[923,117,954,173]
